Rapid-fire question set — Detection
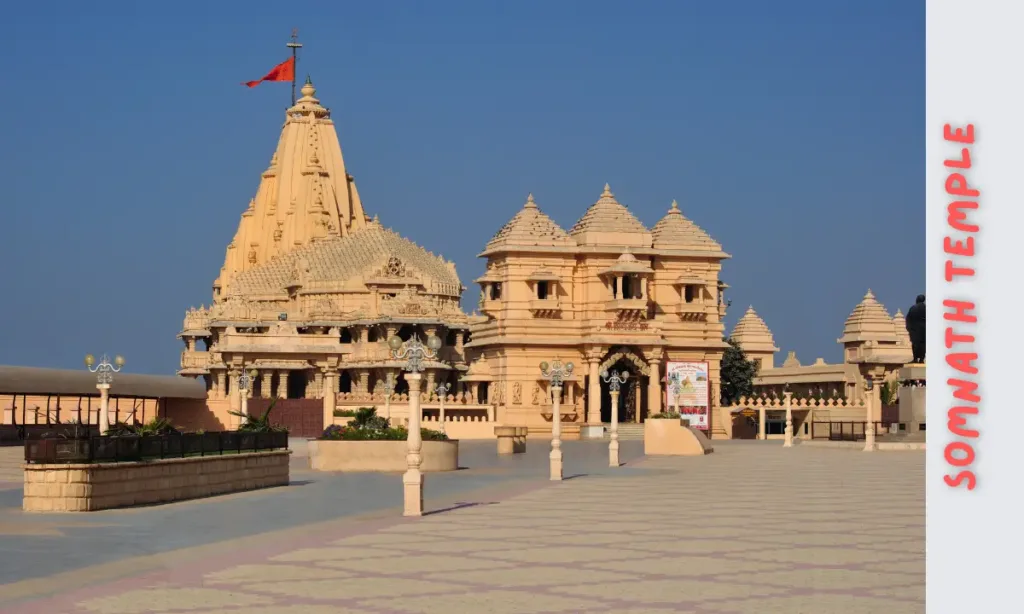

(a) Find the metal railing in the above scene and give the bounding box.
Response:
[809,421,903,441]
[24,431,288,464]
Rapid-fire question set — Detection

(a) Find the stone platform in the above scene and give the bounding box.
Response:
[0,440,923,613]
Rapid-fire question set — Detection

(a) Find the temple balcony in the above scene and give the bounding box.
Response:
[605,297,650,317]
[179,350,211,373]
[529,298,563,317]
[479,298,502,315]
[677,302,709,321]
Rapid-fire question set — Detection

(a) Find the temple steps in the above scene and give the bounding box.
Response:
[605,423,645,440]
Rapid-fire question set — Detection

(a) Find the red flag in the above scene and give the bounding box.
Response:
[242,57,295,88]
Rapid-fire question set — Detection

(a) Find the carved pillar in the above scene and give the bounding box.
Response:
[322,370,336,430]
[587,359,602,425]
[359,369,371,395]
[425,371,437,401]
[260,371,273,399]
[648,358,662,416]
[758,407,766,440]
[215,371,227,399]
[227,369,241,427]
[278,371,289,399]
[614,276,621,299]
[313,371,324,399]
[455,331,465,357]
[640,277,648,300]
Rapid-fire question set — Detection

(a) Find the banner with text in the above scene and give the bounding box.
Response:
[664,361,709,430]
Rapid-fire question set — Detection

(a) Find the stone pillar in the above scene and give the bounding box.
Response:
[550,384,563,481]
[587,360,601,425]
[277,371,289,399]
[899,365,926,435]
[313,371,324,399]
[404,372,424,516]
[97,383,111,435]
[640,277,648,299]
[614,276,621,298]
[260,371,273,399]
[648,359,662,416]
[359,369,371,395]
[634,384,642,423]
[425,371,437,400]
[758,407,766,440]
[216,371,227,399]
[322,370,336,430]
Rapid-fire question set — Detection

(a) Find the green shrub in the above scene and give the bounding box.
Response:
[320,407,448,441]
[650,412,682,419]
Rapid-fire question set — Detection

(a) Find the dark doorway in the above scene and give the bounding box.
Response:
[599,357,648,423]
[287,371,307,399]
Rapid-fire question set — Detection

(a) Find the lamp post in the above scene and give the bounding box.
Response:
[388,333,443,516]
[540,359,574,481]
[863,378,877,452]
[383,371,396,421]
[85,354,125,434]
[783,386,794,448]
[435,382,451,434]
[601,369,629,467]
[237,368,257,428]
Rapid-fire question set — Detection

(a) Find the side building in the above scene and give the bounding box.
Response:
[464,189,732,439]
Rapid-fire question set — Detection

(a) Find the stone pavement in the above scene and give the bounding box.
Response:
[0,441,923,613]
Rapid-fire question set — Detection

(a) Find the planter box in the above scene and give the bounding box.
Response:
[644,419,714,456]
[22,450,290,512]
[308,439,459,472]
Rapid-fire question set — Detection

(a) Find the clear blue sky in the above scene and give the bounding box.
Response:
[1,0,923,375]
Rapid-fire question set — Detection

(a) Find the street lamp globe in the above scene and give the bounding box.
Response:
[427,334,443,351]
[114,355,125,368]
[600,370,609,379]
[565,361,574,373]
[539,361,549,372]
[387,335,404,351]
[84,354,95,368]
[621,371,630,382]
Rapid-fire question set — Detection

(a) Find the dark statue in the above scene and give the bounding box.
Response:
[906,294,926,363]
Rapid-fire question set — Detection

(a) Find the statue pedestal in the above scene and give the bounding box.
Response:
[899,364,926,436]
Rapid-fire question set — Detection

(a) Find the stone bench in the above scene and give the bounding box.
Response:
[495,426,528,455]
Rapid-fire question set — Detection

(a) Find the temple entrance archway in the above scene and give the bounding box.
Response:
[598,348,650,423]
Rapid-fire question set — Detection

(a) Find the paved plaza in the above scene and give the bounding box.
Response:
[0,440,923,613]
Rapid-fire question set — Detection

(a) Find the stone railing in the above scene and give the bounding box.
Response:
[336,390,490,406]
[180,350,211,369]
[182,307,211,332]
[724,396,867,411]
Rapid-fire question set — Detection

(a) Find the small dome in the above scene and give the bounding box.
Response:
[838,290,899,344]
[730,306,779,353]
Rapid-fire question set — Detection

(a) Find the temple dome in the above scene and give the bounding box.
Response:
[481,193,575,255]
[730,306,779,354]
[838,290,899,345]
[892,309,912,348]
[569,184,651,247]
[231,219,463,298]
[651,200,723,252]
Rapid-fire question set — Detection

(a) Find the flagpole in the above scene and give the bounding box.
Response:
[287,29,303,105]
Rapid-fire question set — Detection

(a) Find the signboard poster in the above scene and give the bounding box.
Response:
[665,361,710,430]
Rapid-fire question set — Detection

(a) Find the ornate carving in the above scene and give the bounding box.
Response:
[512,382,522,405]
[600,348,651,376]
[605,320,649,331]
[380,285,438,317]
[531,384,542,405]
[384,256,407,278]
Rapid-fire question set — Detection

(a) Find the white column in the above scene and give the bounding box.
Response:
[758,407,766,440]
[609,388,620,467]
[864,380,878,452]
[322,371,336,431]
[550,384,563,481]
[404,372,424,516]
[97,384,110,435]
[783,391,793,448]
